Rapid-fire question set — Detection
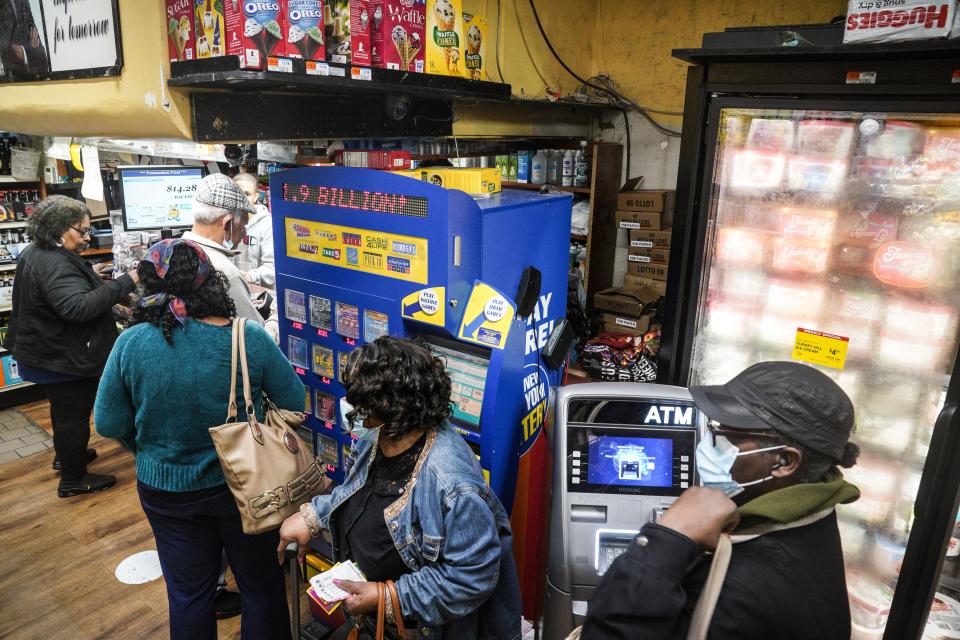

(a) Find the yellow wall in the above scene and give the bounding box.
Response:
[0,0,192,139]
[593,0,847,126]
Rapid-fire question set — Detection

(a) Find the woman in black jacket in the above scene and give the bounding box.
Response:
[5,196,139,497]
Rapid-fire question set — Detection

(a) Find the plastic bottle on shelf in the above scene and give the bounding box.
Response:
[574,141,590,188]
[531,149,547,185]
[547,150,561,185]
[517,151,531,184]
[508,153,518,182]
[562,149,575,187]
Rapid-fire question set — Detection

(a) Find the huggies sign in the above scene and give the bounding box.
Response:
[843,0,959,43]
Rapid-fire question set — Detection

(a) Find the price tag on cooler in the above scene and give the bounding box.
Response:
[267,57,294,73]
[792,328,849,370]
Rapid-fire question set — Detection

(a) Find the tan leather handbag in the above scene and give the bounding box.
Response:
[209,318,326,534]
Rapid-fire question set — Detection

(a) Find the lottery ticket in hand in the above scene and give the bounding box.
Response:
[308,561,365,603]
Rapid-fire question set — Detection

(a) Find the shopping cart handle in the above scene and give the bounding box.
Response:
[285,541,299,560]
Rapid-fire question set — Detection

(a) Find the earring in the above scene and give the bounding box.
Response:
[56,238,65,247]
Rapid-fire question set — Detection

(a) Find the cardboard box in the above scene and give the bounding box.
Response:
[593,287,660,316]
[461,12,486,80]
[629,228,673,250]
[194,0,226,59]
[325,0,371,65]
[618,177,675,212]
[334,149,410,169]
[628,261,669,281]
[627,247,670,265]
[371,0,426,72]
[601,312,654,336]
[392,167,500,194]
[224,1,287,69]
[624,273,667,295]
[166,0,196,62]
[426,0,463,75]
[286,0,327,61]
[617,210,673,231]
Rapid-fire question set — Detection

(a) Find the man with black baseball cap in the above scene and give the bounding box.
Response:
[583,361,861,640]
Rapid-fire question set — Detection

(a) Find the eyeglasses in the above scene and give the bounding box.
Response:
[706,420,782,447]
[69,225,92,237]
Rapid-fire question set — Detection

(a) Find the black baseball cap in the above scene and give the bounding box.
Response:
[689,361,855,463]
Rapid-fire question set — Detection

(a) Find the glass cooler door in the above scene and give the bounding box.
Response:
[687,107,960,637]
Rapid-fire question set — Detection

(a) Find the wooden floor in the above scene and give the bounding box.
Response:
[0,400,312,639]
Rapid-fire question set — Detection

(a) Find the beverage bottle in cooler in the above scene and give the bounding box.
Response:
[531,150,547,185]
[547,150,561,185]
[562,149,575,187]
[574,141,590,188]
[508,153,518,182]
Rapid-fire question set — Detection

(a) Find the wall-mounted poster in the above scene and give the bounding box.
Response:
[0,0,122,83]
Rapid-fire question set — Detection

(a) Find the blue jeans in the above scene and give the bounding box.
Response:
[137,481,291,640]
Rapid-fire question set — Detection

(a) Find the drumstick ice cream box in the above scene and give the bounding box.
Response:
[426,0,462,75]
[371,0,425,72]
[194,0,225,59]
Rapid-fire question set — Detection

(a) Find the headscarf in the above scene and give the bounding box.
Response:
[138,239,211,326]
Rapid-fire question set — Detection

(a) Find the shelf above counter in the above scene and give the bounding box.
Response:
[502,181,592,195]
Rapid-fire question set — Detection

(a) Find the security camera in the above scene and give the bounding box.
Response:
[224,144,244,166]
[385,95,411,121]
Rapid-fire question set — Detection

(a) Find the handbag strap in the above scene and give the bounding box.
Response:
[345,582,391,640]
[685,533,732,640]
[226,317,243,421]
[386,580,406,637]
[236,317,256,419]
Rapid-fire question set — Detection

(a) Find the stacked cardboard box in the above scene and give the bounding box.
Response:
[593,286,660,337]
[616,180,675,296]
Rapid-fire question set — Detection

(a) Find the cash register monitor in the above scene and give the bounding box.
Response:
[421,335,490,433]
[118,165,204,231]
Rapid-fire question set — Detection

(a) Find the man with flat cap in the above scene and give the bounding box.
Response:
[582,361,861,640]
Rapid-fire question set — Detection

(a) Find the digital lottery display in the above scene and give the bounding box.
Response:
[282,183,429,218]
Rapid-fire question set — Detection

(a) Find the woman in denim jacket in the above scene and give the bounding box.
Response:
[279,337,522,640]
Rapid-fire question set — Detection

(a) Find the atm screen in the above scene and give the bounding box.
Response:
[425,339,490,430]
[587,436,673,488]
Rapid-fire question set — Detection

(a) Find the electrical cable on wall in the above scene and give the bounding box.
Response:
[526,0,682,139]
[495,0,506,83]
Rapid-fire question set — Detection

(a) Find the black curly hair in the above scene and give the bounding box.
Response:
[26,195,90,249]
[133,243,237,343]
[342,336,452,440]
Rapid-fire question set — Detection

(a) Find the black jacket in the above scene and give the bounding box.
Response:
[582,513,851,640]
[5,244,136,378]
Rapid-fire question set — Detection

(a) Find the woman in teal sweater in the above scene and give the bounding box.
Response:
[95,239,304,640]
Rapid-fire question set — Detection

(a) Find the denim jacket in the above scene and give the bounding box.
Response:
[307,424,522,640]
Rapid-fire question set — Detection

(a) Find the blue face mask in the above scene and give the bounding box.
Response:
[696,434,784,498]
[339,397,379,443]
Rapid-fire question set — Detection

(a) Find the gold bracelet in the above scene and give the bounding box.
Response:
[384,587,395,626]
[299,502,322,539]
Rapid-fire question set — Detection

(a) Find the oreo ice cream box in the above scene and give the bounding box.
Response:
[224,0,288,69]
[285,0,326,61]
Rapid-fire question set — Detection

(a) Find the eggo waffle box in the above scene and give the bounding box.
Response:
[286,0,326,61]
[461,12,485,80]
[166,0,196,62]
[371,0,426,72]
[224,1,287,69]
[325,0,371,65]
[194,0,225,58]
[426,0,461,75]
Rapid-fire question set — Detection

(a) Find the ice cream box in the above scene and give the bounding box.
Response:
[623,273,667,296]
[616,210,673,231]
[335,149,410,169]
[194,0,226,59]
[167,0,196,62]
[629,228,672,250]
[325,0,371,65]
[371,0,425,72]
[286,0,326,61]
[593,287,660,317]
[461,12,486,80]
[391,167,500,194]
[224,0,287,69]
[628,247,669,266]
[426,0,463,76]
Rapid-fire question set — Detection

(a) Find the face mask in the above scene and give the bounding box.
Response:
[340,397,379,443]
[696,434,784,498]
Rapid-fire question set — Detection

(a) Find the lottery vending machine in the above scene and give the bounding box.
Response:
[271,167,572,617]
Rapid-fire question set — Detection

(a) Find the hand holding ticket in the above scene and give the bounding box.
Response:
[308,560,365,603]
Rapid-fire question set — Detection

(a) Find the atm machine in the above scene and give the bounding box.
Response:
[270,166,572,617]
[543,382,704,639]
